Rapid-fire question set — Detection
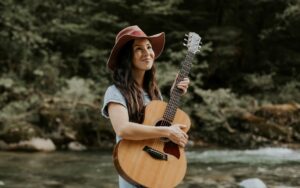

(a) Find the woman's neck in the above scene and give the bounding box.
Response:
[132,70,145,88]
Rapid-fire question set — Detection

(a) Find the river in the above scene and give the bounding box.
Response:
[0,147,300,188]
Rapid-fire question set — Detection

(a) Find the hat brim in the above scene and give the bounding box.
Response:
[107,32,165,71]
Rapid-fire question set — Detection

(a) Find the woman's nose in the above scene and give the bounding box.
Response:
[143,48,151,56]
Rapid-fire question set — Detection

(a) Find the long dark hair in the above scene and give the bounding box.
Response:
[113,40,161,123]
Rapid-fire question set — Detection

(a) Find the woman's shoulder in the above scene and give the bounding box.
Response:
[105,84,120,93]
[104,84,124,98]
[101,85,126,118]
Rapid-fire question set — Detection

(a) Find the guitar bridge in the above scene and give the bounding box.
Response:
[143,146,168,161]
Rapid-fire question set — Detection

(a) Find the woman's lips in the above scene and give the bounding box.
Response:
[141,58,152,62]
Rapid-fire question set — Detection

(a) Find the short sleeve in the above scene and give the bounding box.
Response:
[101,85,127,119]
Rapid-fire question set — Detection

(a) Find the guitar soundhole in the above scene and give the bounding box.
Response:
[155,119,171,127]
[156,120,171,142]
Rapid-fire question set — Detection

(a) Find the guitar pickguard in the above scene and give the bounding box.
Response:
[164,141,180,159]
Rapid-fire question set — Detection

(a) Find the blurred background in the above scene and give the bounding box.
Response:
[0,0,300,187]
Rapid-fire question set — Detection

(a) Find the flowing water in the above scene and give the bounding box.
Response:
[0,147,300,188]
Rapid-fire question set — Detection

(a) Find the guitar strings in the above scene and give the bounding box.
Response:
[153,52,193,150]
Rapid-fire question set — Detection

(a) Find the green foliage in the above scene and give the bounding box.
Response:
[132,0,184,15]
[0,78,14,89]
[278,81,300,103]
[243,73,275,91]
[0,0,299,149]
[192,88,255,127]
[56,77,96,103]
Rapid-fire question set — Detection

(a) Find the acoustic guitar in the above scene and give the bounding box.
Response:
[113,32,202,188]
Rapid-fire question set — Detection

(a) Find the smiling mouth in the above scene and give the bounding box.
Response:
[142,58,153,62]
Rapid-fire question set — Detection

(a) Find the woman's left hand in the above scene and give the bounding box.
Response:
[176,77,190,95]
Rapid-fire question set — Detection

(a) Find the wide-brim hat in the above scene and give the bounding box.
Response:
[107,25,165,71]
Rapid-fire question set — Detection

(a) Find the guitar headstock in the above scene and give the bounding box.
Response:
[183,32,202,54]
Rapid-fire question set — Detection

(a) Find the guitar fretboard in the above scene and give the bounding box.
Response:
[163,51,195,123]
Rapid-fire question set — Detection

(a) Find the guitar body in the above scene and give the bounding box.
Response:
[113,100,191,188]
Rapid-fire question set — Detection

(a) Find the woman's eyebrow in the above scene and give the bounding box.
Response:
[133,42,151,47]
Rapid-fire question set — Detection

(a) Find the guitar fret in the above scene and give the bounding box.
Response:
[163,51,195,122]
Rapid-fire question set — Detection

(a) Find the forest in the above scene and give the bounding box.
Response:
[0,0,300,151]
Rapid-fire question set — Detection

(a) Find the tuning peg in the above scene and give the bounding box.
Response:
[185,33,189,37]
[183,43,187,46]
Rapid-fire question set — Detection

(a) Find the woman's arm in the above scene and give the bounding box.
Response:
[108,102,188,147]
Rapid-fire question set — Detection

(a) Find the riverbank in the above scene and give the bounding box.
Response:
[1,95,300,152]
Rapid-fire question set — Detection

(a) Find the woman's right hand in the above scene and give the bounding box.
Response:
[167,124,189,147]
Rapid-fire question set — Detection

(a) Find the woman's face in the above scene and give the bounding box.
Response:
[132,38,155,71]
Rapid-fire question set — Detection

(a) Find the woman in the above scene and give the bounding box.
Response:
[101,25,190,188]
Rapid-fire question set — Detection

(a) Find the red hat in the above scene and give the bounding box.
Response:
[107,25,165,71]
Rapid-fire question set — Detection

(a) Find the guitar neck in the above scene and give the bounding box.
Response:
[163,51,195,122]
